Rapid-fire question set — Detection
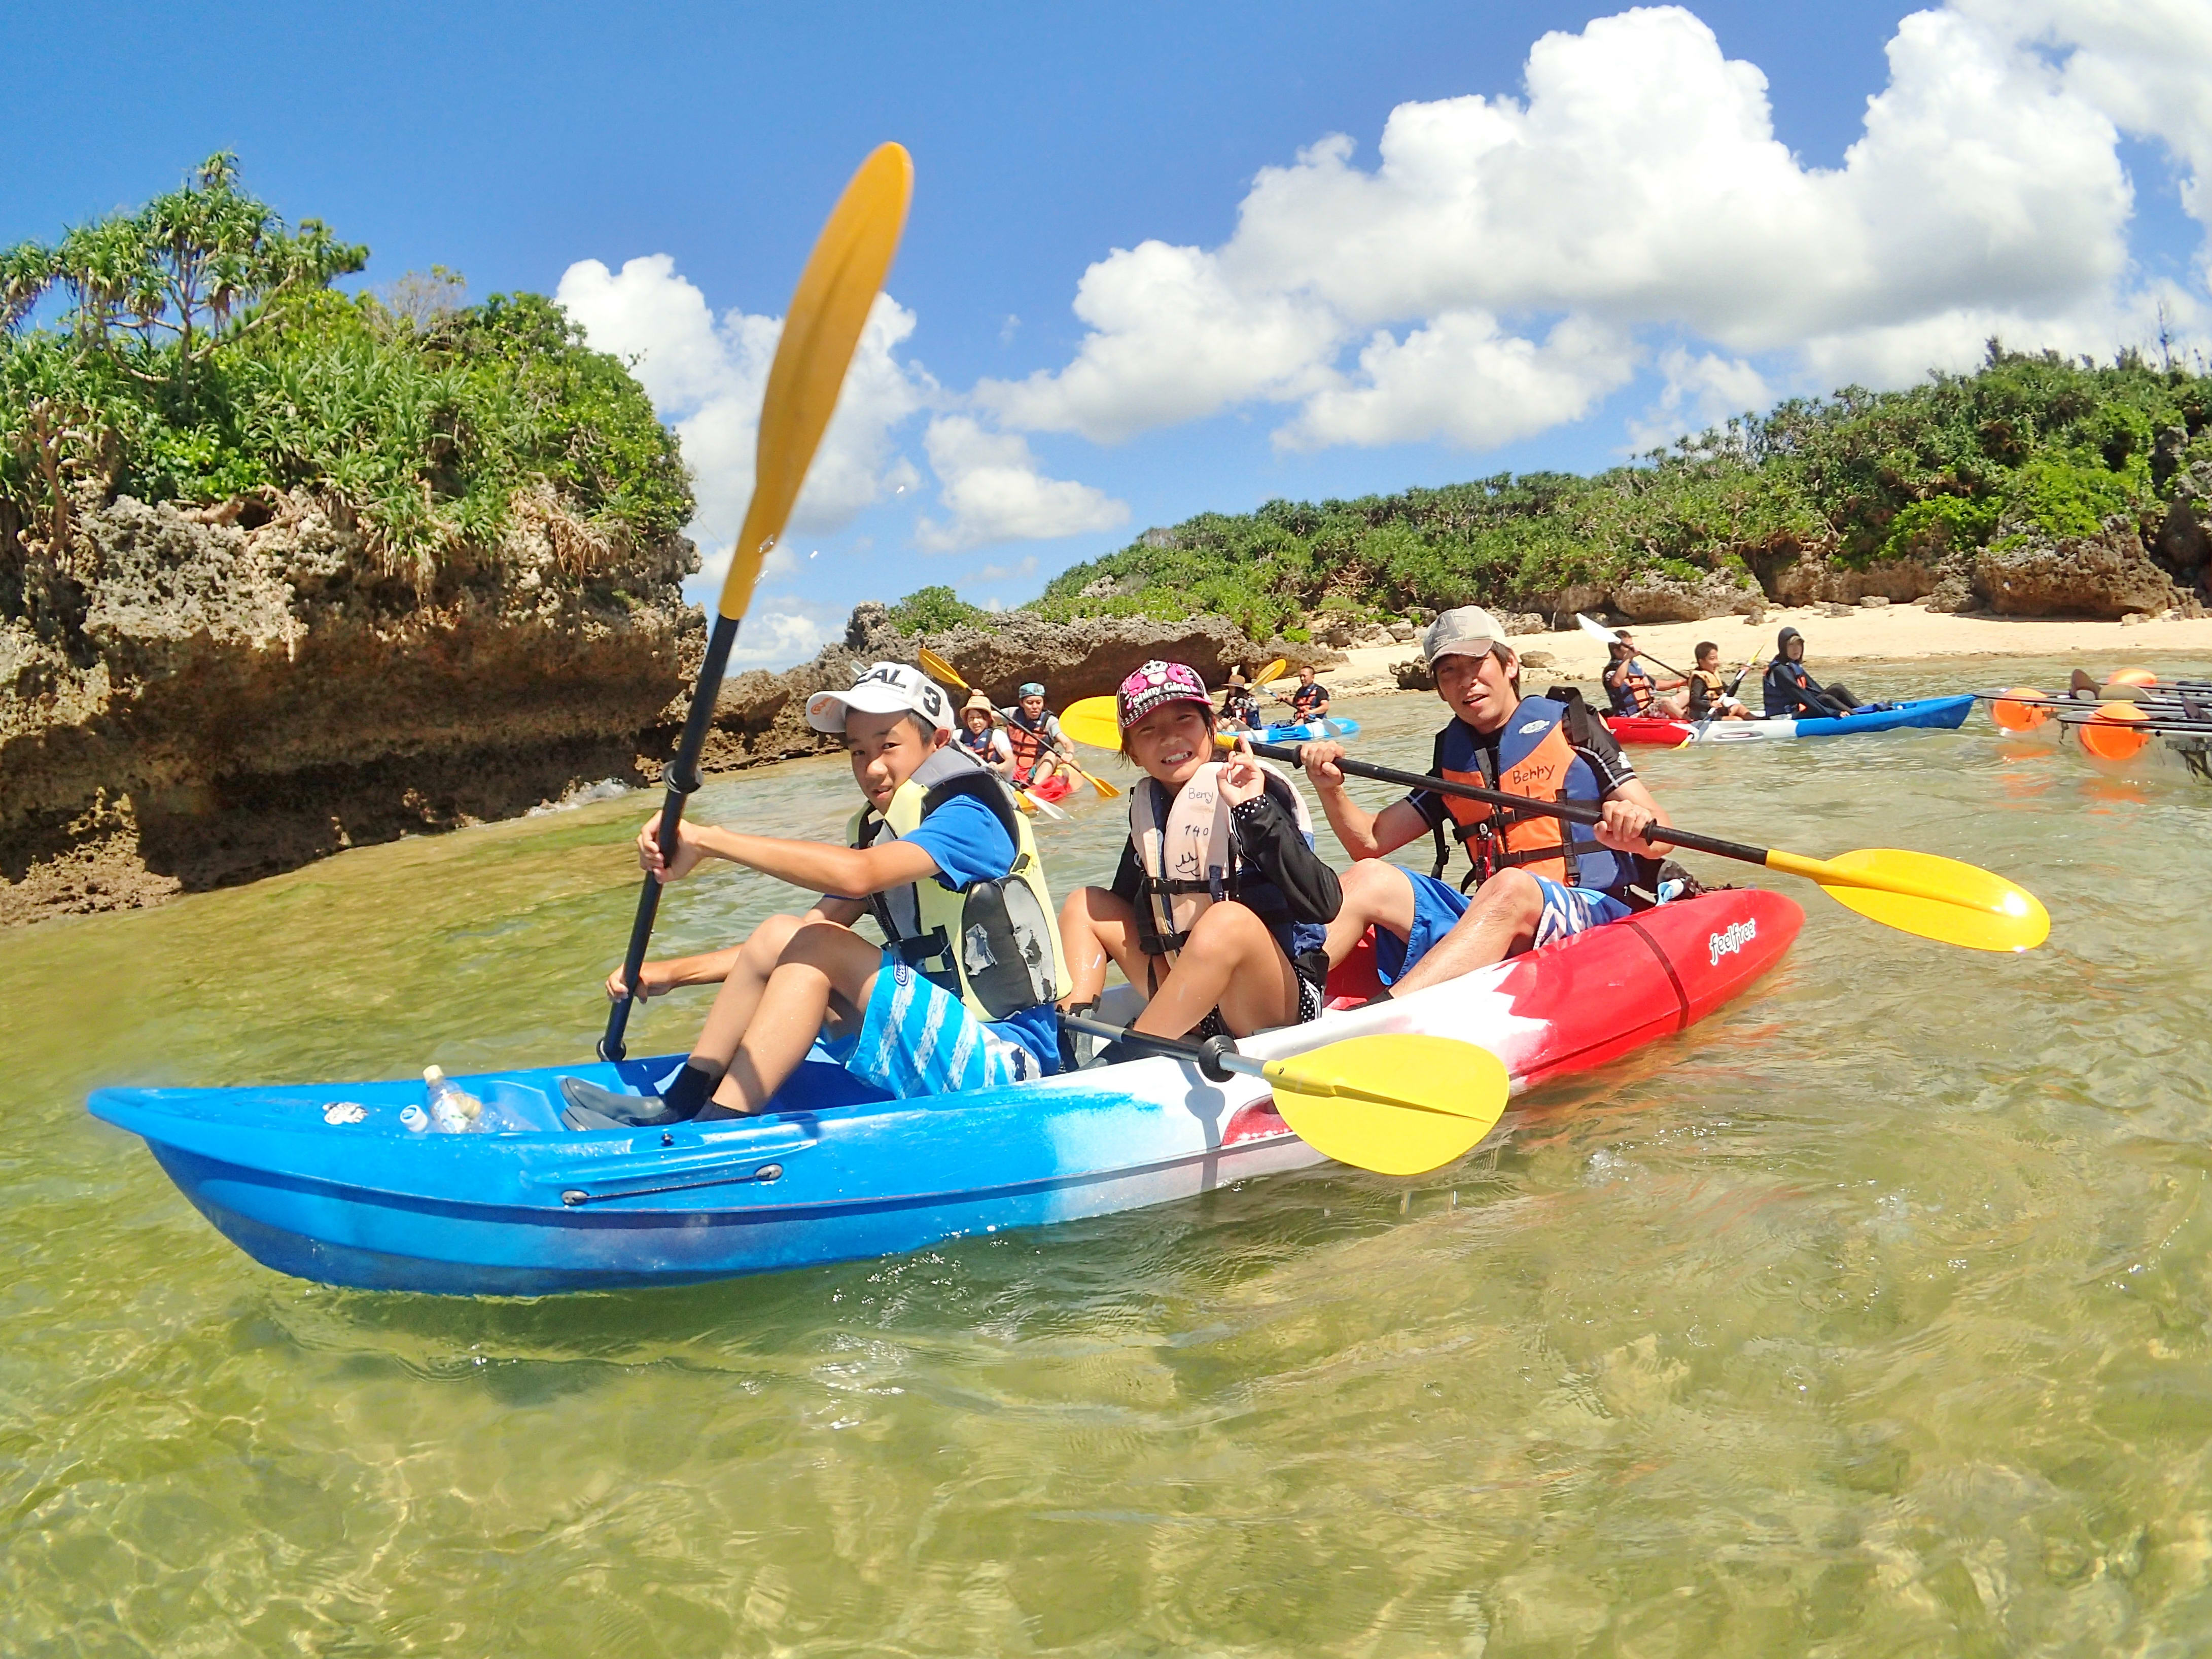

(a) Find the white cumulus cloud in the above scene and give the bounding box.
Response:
[555,254,929,572]
[978,3,2212,457]
[914,417,1129,553]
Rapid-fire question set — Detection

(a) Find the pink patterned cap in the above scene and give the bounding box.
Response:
[1117,659,1211,730]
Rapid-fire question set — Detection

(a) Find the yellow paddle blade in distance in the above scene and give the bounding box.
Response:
[1263,1035,1511,1176]
[1250,657,1290,688]
[917,646,967,689]
[721,143,914,622]
[1059,696,1123,750]
[1767,848,2051,953]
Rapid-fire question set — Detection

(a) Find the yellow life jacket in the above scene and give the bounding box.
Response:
[1126,759,1314,966]
[848,747,1069,1021]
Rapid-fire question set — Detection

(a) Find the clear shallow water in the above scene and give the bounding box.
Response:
[5,654,2211,1656]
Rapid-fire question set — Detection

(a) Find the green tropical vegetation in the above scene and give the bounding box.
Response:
[985,347,2212,638]
[1,156,690,589]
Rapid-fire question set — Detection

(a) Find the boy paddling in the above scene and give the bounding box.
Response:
[1300,607,1673,995]
[1687,642,1751,721]
[561,662,1067,1129]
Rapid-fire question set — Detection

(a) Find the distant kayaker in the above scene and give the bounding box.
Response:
[955,691,1015,776]
[1686,642,1751,721]
[1002,682,1075,792]
[1058,660,1341,1048]
[1220,670,1263,731]
[1763,627,1863,719]
[1301,606,1673,996]
[1279,664,1331,723]
[559,661,1068,1129]
[1603,638,1687,719]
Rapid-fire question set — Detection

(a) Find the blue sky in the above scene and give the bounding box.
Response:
[10,1,2211,664]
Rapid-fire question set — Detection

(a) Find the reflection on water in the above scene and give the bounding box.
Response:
[5,655,2211,1654]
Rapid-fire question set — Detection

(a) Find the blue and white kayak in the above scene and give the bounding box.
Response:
[1606,695,1974,747]
[1254,717,1361,744]
[87,889,1801,1296]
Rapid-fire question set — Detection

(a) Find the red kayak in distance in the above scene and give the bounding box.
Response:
[1026,773,1077,804]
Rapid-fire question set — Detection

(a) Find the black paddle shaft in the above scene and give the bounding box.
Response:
[1059,1011,1249,1083]
[1242,738,1773,871]
[600,613,740,1062]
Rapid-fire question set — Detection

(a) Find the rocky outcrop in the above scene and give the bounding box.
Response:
[2,489,695,925]
[1973,521,2193,618]
[685,605,1346,773]
[1609,568,1764,622]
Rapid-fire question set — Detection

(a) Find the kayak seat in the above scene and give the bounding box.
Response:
[1325,927,1384,1009]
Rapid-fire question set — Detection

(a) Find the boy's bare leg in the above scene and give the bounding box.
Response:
[686,913,808,1072]
[711,923,885,1115]
[1323,859,1419,967]
[1058,886,1149,1006]
[1390,869,1542,997]
[1132,902,1299,1040]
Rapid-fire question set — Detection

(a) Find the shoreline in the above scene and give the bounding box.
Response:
[1321,604,2212,696]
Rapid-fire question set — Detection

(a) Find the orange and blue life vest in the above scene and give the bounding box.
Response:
[1429,696,1636,895]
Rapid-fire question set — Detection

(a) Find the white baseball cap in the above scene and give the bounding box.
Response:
[805,661,953,734]
[1422,605,1511,665]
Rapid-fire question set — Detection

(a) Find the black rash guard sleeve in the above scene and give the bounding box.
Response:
[1109,839,1144,906]
[1230,793,1342,923]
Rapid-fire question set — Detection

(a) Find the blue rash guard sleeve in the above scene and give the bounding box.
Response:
[898,793,1016,889]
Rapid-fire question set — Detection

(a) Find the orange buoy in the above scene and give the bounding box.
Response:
[1990,687,2051,731]
[2107,667,2159,688]
[2079,701,2153,762]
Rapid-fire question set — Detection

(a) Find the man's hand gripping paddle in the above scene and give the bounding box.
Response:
[1061,1013,1509,1176]
[1056,703,2049,954]
[601,144,913,1062]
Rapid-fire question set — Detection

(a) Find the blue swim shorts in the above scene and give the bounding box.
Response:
[1372,868,1637,985]
[828,950,1045,1099]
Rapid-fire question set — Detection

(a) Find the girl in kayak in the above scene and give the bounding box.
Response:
[559,662,1068,1129]
[1220,669,1263,731]
[1059,660,1341,1045]
[1302,607,1672,997]
[1763,627,1864,718]
[955,691,1015,777]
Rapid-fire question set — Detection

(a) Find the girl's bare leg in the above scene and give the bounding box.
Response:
[1132,902,1299,1040]
[1058,886,1150,1007]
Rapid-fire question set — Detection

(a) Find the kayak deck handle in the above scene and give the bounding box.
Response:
[557,1160,786,1207]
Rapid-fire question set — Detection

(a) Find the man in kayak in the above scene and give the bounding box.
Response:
[1301,606,1672,995]
[1059,660,1340,1046]
[560,661,1068,1128]
[1603,638,1687,718]
[1220,669,1264,731]
[1763,627,1864,718]
[1003,682,1075,793]
[1278,663,1332,724]
[1686,642,1751,721]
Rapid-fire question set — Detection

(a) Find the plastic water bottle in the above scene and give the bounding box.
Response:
[423,1066,483,1135]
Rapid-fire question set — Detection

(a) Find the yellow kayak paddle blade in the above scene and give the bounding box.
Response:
[1250,657,1290,688]
[1768,847,2051,954]
[1263,1035,1510,1176]
[1059,696,1123,751]
[721,143,914,623]
[917,646,966,689]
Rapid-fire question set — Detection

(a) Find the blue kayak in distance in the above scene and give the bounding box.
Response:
[1252,717,1360,744]
[87,889,1800,1297]
[1606,694,1974,747]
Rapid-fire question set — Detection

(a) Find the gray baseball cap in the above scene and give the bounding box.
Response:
[805,661,954,734]
[1422,605,1510,665]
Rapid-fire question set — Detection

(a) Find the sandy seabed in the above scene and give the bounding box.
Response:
[1323,602,2212,696]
